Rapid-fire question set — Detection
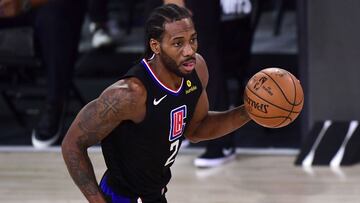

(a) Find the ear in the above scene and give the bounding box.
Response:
[150,38,161,55]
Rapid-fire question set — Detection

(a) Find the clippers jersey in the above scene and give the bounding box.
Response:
[101,58,203,199]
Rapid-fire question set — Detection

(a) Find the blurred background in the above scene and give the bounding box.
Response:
[0,0,359,151]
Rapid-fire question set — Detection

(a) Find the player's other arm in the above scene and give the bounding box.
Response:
[61,78,146,203]
[186,97,250,143]
[184,55,251,143]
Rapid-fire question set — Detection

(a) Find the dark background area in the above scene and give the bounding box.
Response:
[0,0,301,148]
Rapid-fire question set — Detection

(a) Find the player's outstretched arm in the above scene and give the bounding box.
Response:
[185,91,251,143]
[61,79,146,203]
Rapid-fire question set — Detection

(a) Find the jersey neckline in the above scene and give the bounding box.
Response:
[141,58,184,96]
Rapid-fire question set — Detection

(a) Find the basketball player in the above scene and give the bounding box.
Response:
[61,4,250,203]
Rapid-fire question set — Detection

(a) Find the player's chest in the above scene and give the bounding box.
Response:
[146,94,190,142]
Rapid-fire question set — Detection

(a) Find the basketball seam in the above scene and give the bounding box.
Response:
[289,74,304,106]
[247,111,291,120]
[261,71,300,106]
[262,71,304,106]
[248,110,292,128]
[274,72,297,128]
[246,86,301,114]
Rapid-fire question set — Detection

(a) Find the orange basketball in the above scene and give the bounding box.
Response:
[243,67,304,128]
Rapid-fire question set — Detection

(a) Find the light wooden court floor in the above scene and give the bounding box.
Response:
[0,147,359,203]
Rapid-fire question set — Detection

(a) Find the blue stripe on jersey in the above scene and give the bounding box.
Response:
[100,175,132,203]
[141,59,184,96]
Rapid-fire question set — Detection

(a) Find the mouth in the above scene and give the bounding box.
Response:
[181,59,196,72]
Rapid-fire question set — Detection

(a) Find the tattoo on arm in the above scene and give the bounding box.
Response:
[75,96,122,148]
[77,123,100,149]
[76,92,132,144]
[66,99,117,196]
[64,98,121,197]
[99,98,120,118]
[64,85,139,197]
[66,150,99,196]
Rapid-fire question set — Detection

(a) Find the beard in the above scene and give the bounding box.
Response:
[159,49,193,77]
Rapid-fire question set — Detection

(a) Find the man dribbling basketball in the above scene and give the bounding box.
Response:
[61,4,251,203]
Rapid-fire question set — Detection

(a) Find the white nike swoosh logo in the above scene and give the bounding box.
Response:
[153,95,167,105]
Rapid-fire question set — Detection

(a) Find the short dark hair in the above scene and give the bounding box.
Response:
[144,4,192,59]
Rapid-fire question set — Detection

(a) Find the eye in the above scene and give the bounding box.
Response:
[190,37,197,44]
[173,41,183,47]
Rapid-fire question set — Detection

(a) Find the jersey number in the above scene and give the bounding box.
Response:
[165,139,180,166]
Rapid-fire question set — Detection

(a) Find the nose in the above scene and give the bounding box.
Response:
[183,43,195,57]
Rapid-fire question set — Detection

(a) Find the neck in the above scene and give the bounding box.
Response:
[148,56,183,90]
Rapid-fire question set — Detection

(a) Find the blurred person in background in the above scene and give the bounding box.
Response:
[0,0,87,149]
[87,0,115,49]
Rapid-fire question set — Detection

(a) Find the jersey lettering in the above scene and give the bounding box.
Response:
[169,105,187,141]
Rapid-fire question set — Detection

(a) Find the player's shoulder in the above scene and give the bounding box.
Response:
[100,77,146,107]
[195,53,209,88]
[98,77,147,122]
[195,53,206,69]
[121,77,147,97]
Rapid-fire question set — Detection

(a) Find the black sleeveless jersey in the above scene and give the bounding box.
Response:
[101,58,203,198]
